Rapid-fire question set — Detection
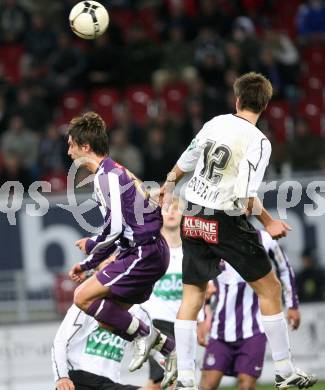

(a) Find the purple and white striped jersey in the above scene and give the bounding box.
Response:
[80,157,162,271]
[210,230,299,342]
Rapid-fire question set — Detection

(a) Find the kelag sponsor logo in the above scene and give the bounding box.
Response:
[85,327,128,362]
[153,273,182,301]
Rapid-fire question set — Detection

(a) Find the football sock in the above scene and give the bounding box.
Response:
[261,312,295,378]
[126,316,150,337]
[175,319,197,381]
[154,333,175,356]
[86,298,149,341]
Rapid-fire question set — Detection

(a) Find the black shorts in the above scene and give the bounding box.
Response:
[149,319,174,383]
[181,203,272,285]
[67,370,138,390]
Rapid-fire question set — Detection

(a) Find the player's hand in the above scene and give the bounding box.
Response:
[160,182,175,212]
[68,263,86,283]
[265,220,292,239]
[197,320,210,347]
[287,308,300,330]
[206,280,217,300]
[75,238,89,254]
[158,184,165,207]
[56,377,75,390]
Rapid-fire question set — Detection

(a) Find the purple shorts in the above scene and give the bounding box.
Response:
[202,333,267,378]
[96,235,170,304]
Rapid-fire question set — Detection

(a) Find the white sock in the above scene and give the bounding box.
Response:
[261,312,295,377]
[126,317,139,335]
[175,319,197,382]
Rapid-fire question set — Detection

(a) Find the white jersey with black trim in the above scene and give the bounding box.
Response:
[142,245,183,323]
[177,114,271,211]
[51,304,139,383]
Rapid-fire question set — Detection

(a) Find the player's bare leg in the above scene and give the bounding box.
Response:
[74,272,110,311]
[177,283,208,320]
[249,271,317,389]
[200,370,223,390]
[175,282,207,389]
[249,270,282,315]
[237,373,257,390]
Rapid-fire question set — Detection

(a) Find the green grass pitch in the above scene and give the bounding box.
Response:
[225,382,325,390]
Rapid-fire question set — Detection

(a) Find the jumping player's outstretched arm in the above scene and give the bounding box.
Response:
[161,164,186,208]
[162,133,206,207]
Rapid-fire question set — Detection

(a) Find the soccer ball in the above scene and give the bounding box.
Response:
[69,1,109,40]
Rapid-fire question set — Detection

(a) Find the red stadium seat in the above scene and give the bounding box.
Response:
[302,46,325,81]
[272,0,300,37]
[162,83,188,117]
[53,274,76,317]
[264,101,292,143]
[298,100,324,135]
[0,43,24,85]
[125,84,155,126]
[137,7,160,42]
[61,90,87,122]
[41,170,67,193]
[90,88,120,125]
[110,9,134,40]
[300,75,324,108]
[164,0,198,17]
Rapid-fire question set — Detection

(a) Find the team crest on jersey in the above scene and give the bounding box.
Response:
[206,353,216,366]
[182,216,218,244]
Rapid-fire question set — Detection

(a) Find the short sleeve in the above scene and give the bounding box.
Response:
[177,130,206,173]
[234,137,271,198]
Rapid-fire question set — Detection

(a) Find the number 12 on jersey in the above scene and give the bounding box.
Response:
[199,141,232,185]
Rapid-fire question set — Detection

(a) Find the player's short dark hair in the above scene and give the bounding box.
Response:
[233,72,273,114]
[68,111,109,155]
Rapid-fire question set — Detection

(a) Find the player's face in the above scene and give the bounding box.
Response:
[67,136,87,161]
[163,202,182,230]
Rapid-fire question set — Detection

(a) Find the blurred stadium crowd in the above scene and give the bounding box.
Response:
[0,0,325,192]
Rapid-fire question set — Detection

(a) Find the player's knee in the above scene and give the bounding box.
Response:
[237,377,256,390]
[256,274,282,301]
[192,296,205,312]
[179,296,204,319]
[73,288,89,311]
[238,383,255,390]
[269,276,282,300]
[200,378,219,390]
[182,291,205,311]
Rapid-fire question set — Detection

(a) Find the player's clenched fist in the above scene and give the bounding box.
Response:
[287,308,301,330]
[56,377,75,390]
[75,238,89,254]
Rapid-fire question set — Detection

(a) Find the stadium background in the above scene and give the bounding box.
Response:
[0,0,325,389]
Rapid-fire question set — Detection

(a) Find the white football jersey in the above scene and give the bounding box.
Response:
[177,114,271,211]
[52,304,129,383]
[142,245,183,323]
